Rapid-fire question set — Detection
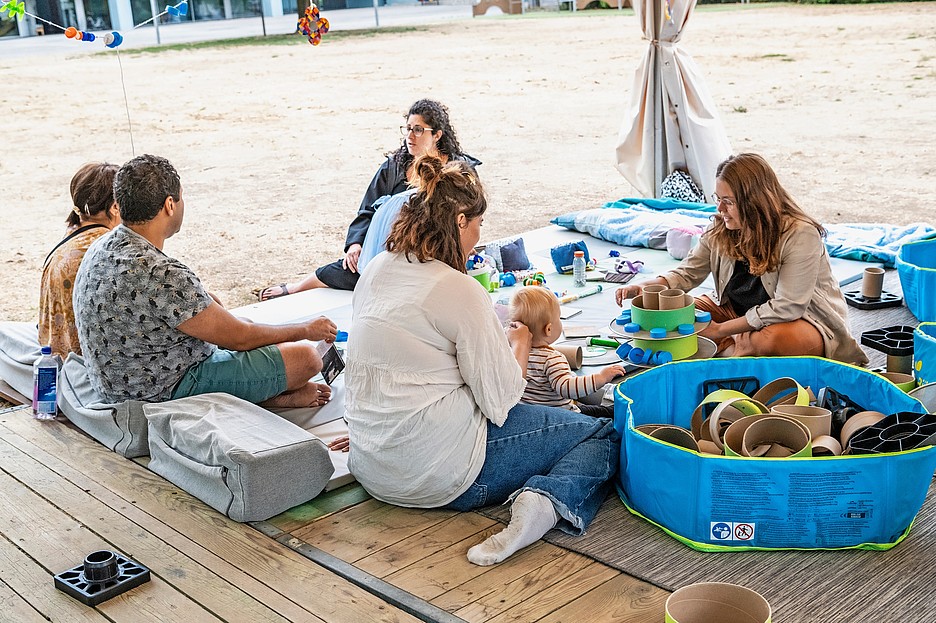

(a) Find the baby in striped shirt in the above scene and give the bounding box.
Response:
[509,286,625,418]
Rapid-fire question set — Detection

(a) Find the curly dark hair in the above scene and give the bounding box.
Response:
[391,99,464,167]
[113,154,181,224]
[386,155,486,272]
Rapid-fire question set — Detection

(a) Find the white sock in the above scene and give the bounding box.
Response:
[467,491,558,566]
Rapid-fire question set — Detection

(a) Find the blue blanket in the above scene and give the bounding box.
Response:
[552,199,936,268]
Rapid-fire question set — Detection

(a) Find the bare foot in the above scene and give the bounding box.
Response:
[261,381,331,408]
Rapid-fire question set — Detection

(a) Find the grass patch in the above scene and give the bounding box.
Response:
[110,25,426,55]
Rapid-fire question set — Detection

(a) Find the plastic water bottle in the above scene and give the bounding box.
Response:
[572,250,587,288]
[32,346,59,420]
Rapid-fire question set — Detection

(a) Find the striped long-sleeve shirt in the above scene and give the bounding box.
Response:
[521,346,602,411]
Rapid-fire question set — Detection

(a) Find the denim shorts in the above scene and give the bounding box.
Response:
[171,345,287,403]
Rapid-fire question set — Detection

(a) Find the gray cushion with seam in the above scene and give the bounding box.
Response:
[59,353,149,458]
[144,392,334,522]
[0,321,41,398]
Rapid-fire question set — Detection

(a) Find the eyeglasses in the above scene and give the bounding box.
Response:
[711,193,737,208]
[400,125,434,137]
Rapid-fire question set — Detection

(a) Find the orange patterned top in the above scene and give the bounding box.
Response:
[38,225,109,358]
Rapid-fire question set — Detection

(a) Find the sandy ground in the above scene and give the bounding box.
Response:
[1,4,933,323]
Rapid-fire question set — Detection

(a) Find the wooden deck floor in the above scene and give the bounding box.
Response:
[0,405,667,622]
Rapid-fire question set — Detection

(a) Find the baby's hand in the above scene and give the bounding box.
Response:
[598,364,626,385]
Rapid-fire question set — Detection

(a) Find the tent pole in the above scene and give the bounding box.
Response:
[652,0,664,198]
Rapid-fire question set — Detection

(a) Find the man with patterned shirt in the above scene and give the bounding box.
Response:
[74,154,336,407]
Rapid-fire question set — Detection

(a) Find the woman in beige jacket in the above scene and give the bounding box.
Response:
[616,153,868,365]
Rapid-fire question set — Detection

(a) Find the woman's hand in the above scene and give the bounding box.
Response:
[699,320,724,341]
[615,284,643,307]
[343,244,363,273]
[506,321,532,348]
[506,321,533,375]
[328,436,350,452]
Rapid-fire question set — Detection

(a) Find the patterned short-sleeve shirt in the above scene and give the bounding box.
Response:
[74,225,216,402]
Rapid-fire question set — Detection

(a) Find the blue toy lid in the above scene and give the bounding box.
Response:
[624,322,640,333]
[695,311,712,323]
[677,323,695,335]
[649,328,667,339]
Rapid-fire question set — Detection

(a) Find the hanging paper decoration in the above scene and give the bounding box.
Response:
[297,4,329,46]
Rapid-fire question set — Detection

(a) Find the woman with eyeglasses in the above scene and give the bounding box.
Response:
[615,153,867,364]
[258,99,480,300]
[343,154,619,567]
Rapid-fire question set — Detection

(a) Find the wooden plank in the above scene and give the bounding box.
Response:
[0,578,47,623]
[533,573,668,623]
[0,436,295,623]
[356,511,499,578]
[294,497,458,563]
[0,428,324,623]
[468,558,620,623]
[433,547,592,614]
[385,524,553,602]
[0,470,221,623]
[268,482,372,534]
[0,536,110,623]
[0,415,421,623]
[0,381,28,405]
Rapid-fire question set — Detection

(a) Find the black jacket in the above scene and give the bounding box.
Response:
[343,153,482,251]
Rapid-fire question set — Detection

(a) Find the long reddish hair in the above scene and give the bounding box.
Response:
[707,153,824,275]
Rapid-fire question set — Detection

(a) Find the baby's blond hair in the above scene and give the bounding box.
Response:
[509,286,559,333]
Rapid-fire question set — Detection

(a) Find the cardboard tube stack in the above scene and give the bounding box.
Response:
[641,284,666,310]
[665,582,771,623]
[633,376,915,459]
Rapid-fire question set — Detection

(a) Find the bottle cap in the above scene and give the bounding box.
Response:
[41,345,52,355]
[573,251,585,257]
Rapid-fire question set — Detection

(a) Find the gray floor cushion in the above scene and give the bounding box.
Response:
[59,354,149,458]
[0,321,41,398]
[144,392,334,522]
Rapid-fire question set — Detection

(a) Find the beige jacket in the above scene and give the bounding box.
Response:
[663,220,869,365]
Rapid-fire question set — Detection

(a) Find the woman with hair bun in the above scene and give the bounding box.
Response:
[39,162,121,357]
[258,99,479,299]
[616,153,866,364]
[343,154,620,567]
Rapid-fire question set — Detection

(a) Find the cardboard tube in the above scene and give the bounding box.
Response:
[752,377,810,409]
[648,426,700,452]
[635,424,666,435]
[879,372,916,393]
[708,397,769,450]
[554,344,583,370]
[690,390,751,440]
[839,410,886,449]
[886,354,914,375]
[724,414,811,457]
[665,582,771,623]
[769,404,832,440]
[641,284,666,310]
[861,266,885,299]
[812,435,844,457]
[659,288,687,311]
[742,416,811,458]
[697,440,722,456]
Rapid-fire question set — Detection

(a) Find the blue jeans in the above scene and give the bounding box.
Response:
[445,403,620,535]
[171,345,287,403]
